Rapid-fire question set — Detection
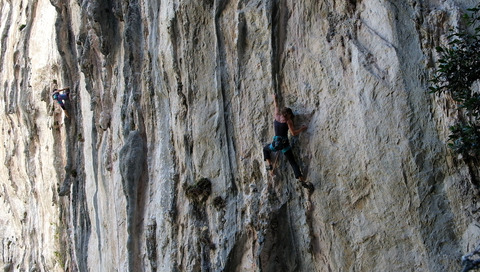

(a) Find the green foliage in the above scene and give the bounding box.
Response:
[430,4,480,157]
[51,222,66,269]
[448,123,480,155]
[54,251,65,269]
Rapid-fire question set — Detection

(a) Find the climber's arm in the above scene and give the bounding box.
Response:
[273,94,281,119]
[287,120,307,136]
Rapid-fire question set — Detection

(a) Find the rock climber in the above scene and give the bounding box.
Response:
[263,94,314,192]
[52,87,70,118]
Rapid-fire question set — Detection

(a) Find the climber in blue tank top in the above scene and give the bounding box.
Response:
[52,87,70,118]
[263,94,314,192]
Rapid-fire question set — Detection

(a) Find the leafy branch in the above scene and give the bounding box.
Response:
[430,4,480,157]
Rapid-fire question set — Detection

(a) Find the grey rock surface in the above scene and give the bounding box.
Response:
[1,0,480,271]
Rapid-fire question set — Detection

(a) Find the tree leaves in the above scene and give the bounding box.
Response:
[430,3,480,157]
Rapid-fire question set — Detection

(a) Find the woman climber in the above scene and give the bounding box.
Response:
[263,94,314,192]
[52,87,70,118]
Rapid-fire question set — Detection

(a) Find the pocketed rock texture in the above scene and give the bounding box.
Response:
[1,0,480,271]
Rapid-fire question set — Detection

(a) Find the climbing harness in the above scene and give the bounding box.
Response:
[269,136,291,153]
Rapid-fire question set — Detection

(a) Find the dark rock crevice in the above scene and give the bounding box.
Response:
[214,0,238,196]
[0,2,12,90]
[117,4,149,270]
[270,0,288,95]
[119,130,148,271]
[258,203,298,272]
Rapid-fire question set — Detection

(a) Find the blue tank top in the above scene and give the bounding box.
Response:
[274,120,289,137]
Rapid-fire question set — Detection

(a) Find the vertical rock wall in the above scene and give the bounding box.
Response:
[1,0,480,271]
[0,0,65,271]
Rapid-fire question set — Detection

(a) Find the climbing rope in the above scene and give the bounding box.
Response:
[271,150,281,173]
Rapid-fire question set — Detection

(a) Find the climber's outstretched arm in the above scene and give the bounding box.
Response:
[272,94,281,120]
[287,119,308,136]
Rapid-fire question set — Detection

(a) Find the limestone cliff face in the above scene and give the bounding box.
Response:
[1,0,480,271]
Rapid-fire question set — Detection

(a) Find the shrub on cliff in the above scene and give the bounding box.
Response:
[430,4,480,158]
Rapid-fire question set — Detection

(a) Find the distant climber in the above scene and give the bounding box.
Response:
[52,87,70,118]
[263,94,314,193]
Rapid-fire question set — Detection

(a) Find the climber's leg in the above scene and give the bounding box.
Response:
[284,149,314,193]
[283,149,302,179]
